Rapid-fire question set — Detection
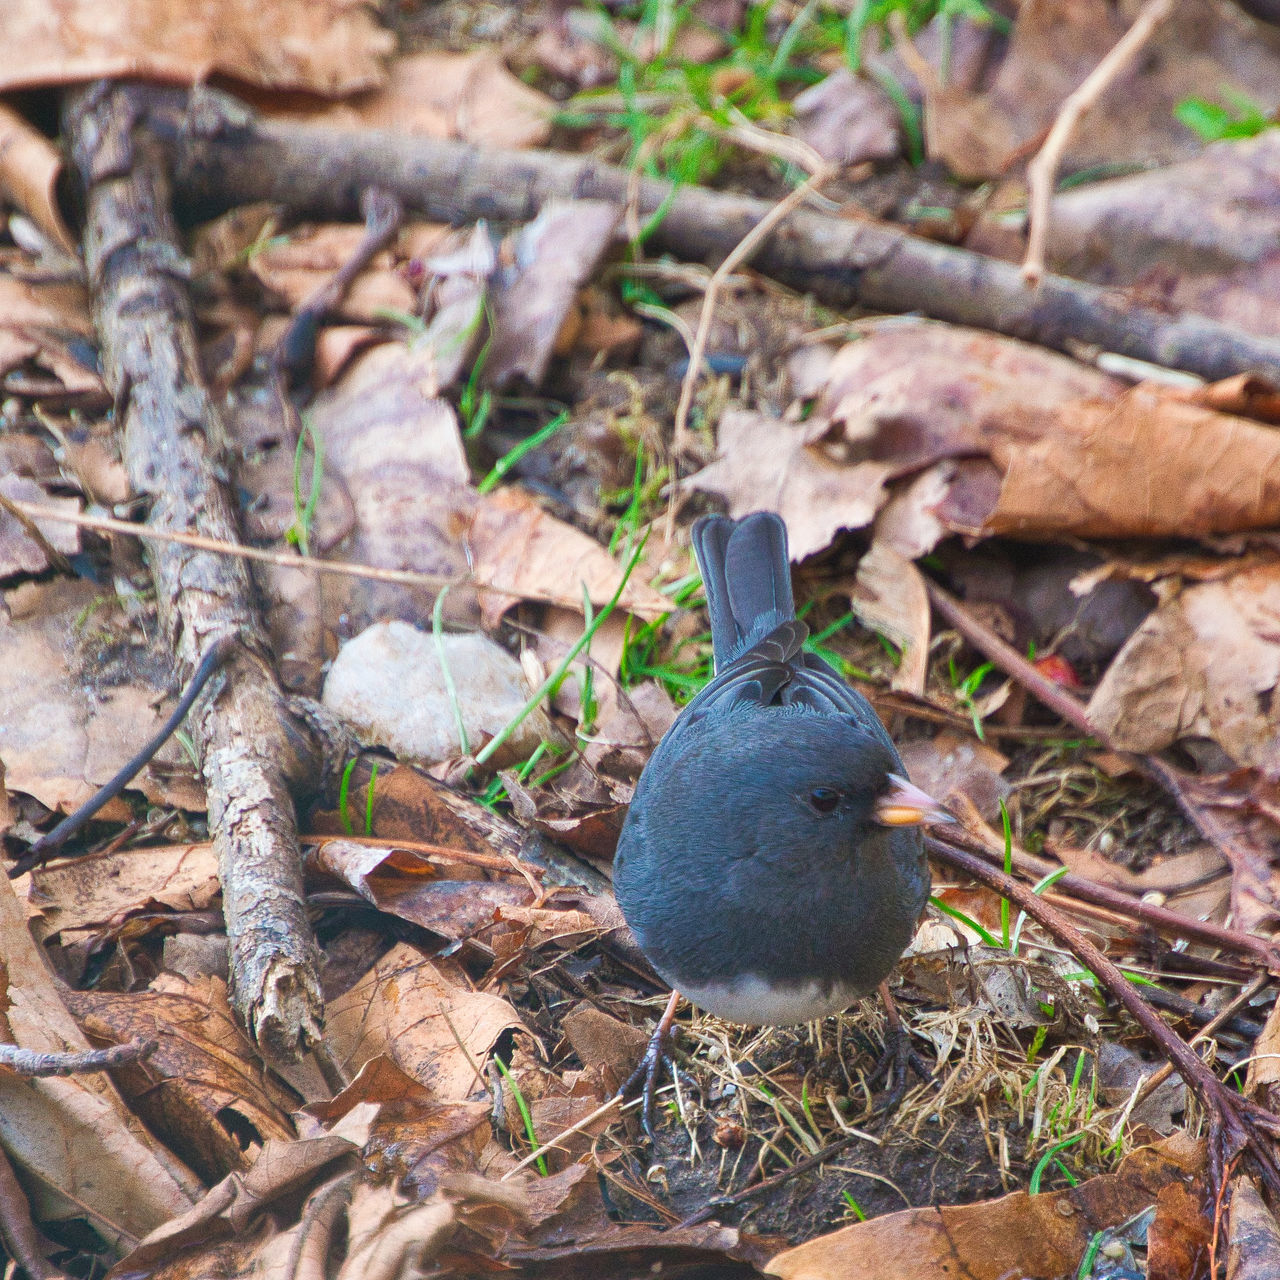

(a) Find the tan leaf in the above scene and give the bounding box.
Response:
[26,842,220,944]
[486,200,621,389]
[469,485,670,625]
[0,874,195,1248]
[849,541,930,695]
[987,389,1280,539]
[325,943,524,1101]
[1086,560,1280,772]
[0,0,393,95]
[265,51,553,149]
[64,975,297,1184]
[691,409,894,561]
[0,102,75,253]
[0,579,205,813]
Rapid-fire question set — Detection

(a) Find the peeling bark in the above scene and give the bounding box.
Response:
[65,82,328,1062]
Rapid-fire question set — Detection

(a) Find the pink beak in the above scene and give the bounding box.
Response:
[874,774,955,828]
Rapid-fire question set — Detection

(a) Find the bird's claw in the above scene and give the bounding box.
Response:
[617,1020,678,1143]
[865,1023,933,1116]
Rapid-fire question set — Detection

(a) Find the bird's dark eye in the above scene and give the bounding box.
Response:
[807,787,841,814]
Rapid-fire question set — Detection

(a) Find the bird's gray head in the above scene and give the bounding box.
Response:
[666,709,946,870]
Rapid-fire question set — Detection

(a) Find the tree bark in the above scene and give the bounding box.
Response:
[66,82,327,1062]
[160,87,1280,385]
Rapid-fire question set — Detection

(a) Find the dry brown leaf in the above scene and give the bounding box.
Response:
[690,408,894,561]
[790,69,901,166]
[64,975,297,1184]
[0,473,80,575]
[1087,559,1280,773]
[987,388,1280,539]
[25,842,220,945]
[780,322,1280,545]
[0,0,392,95]
[1228,1177,1280,1279]
[1146,1181,1213,1280]
[766,1136,1203,1280]
[850,541,930,695]
[308,763,500,856]
[0,578,205,814]
[0,102,75,253]
[814,320,1120,468]
[306,839,596,949]
[470,484,669,625]
[308,1056,491,1199]
[0,873,195,1248]
[925,0,1280,180]
[111,1125,367,1278]
[339,1183,457,1280]
[248,224,416,322]
[325,943,524,1101]
[265,50,553,149]
[0,271,103,395]
[697,323,1125,559]
[486,199,621,389]
[0,273,93,334]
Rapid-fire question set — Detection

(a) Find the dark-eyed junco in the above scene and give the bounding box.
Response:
[613,512,947,1126]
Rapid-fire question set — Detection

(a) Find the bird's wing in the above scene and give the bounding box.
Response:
[673,620,892,749]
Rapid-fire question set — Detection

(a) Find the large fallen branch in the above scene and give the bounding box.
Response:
[156,89,1280,384]
[65,82,338,1062]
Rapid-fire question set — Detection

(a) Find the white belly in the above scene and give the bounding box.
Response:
[677,975,864,1026]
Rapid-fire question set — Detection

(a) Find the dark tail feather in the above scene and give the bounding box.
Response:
[692,512,796,669]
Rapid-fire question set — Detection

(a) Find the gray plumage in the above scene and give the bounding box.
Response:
[613,512,930,1025]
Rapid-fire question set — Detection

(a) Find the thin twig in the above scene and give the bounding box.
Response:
[9,635,237,877]
[666,164,834,537]
[0,1038,157,1078]
[1130,974,1270,1111]
[8,499,510,597]
[1022,0,1175,284]
[929,833,1280,1198]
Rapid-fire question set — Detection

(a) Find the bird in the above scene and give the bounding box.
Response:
[612,511,949,1133]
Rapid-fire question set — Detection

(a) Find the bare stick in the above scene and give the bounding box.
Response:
[928,832,1280,1198]
[10,637,235,877]
[0,1039,156,1078]
[6,500,515,597]
[671,165,833,458]
[1023,0,1175,284]
[156,88,1280,385]
[66,81,327,1061]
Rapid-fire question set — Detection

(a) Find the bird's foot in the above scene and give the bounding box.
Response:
[865,980,932,1116]
[865,1026,933,1115]
[617,990,681,1143]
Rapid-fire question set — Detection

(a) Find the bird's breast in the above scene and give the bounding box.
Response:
[674,973,867,1026]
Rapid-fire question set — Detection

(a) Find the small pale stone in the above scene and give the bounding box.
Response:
[323,620,555,768]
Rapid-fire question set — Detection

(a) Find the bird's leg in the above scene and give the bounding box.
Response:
[866,980,932,1113]
[617,989,681,1142]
